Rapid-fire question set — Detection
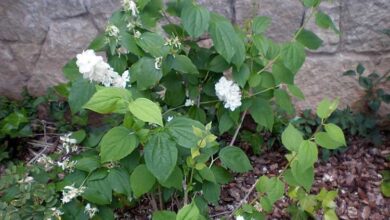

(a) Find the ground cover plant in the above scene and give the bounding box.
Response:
[3,0,386,219]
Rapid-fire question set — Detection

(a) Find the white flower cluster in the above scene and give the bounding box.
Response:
[215,76,242,111]
[60,133,77,154]
[61,184,86,204]
[50,207,64,219]
[76,50,130,88]
[105,24,120,38]
[154,57,163,70]
[85,203,99,218]
[165,36,181,49]
[37,155,55,171]
[57,158,77,173]
[17,176,34,184]
[122,0,138,17]
[184,99,195,107]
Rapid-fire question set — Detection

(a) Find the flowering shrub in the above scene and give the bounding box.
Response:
[0,0,347,219]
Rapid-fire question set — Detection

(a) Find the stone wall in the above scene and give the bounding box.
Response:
[0,0,389,113]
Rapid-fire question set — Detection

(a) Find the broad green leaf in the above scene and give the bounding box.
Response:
[253,34,269,55]
[272,63,294,84]
[252,16,271,34]
[315,11,339,33]
[209,14,238,63]
[287,84,305,100]
[343,70,356,76]
[202,182,220,204]
[120,32,143,56]
[275,89,295,114]
[176,202,201,220]
[107,168,131,195]
[160,166,183,190]
[281,124,303,152]
[144,132,178,182]
[291,162,314,191]
[172,55,199,74]
[63,59,82,81]
[83,177,112,205]
[303,0,320,7]
[296,29,323,50]
[208,55,230,72]
[356,63,365,75]
[232,63,250,88]
[181,4,210,38]
[153,211,177,220]
[316,98,339,119]
[324,123,346,146]
[219,146,252,173]
[137,0,152,10]
[130,57,162,90]
[249,97,274,130]
[84,87,131,114]
[218,112,234,134]
[136,32,169,57]
[314,132,344,149]
[256,176,284,204]
[281,42,306,74]
[166,117,204,148]
[69,79,96,114]
[256,176,273,193]
[75,156,100,173]
[324,209,338,220]
[108,55,127,74]
[199,167,216,183]
[297,140,318,170]
[210,166,232,184]
[129,98,163,126]
[130,164,156,198]
[88,34,107,51]
[100,126,139,162]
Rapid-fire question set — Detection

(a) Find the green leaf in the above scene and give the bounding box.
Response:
[83,177,112,205]
[253,34,269,55]
[316,98,338,119]
[108,55,127,74]
[120,32,143,56]
[166,117,204,148]
[287,84,305,100]
[130,57,162,90]
[83,87,131,114]
[202,182,220,204]
[160,167,183,190]
[130,164,156,198]
[233,63,250,88]
[107,168,131,195]
[172,55,199,74]
[256,176,284,204]
[281,124,303,152]
[324,123,346,146]
[275,89,295,114]
[218,112,234,134]
[208,55,230,72]
[272,63,294,84]
[209,14,239,63]
[324,209,338,220]
[137,0,152,10]
[252,16,271,34]
[99,126,139,162]
[136,32,169,57]
[181,4,210,38]
[315,11,339,33]
[296,29,323,50]
[63,59,82,81]
[356,63,365,75]
[297,140,318,170]
[69,79,96,114]
[88,34,107,51]
[303,0,320,7]
[176,202,201,220]
[249,97,274,130]
[153,211,177,220]
[281,42,306,74]
[144,132,178,182]
[210,166,232,184]
[291,162,314,191]
[314,132,344,149]
[199,167,216,183]
[75,156,100,173]
[219,146,252,173]
[129,98,163,126]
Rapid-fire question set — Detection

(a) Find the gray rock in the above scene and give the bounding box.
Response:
[0,0,49,43]
[236,0,304,42]
[43,0,87,19]
[9,43,41,75]
[84,0,121,31]
[28,17,98,95]
[197,0,234,22]
[341,0,390,52]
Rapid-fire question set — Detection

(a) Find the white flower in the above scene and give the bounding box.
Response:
[122,0,138,17]
[60,133,78,154]
[127,22,135,31]
[76,50,103,76]
[50,207,64,219]
[18,176,34,184]
[61,184,86,204]
[167,116,174,122]
[165,36,181,49]
[236,216,245,220]
[37,155,55,171]
[112,70,130,88]
[134,30,141,38]
[154,57,163,70]
[57,158,77,173]
[215,76,242,111]
[184,99,195,107]
[322,174,334,182]
[105,24,120,38]
[85,203,99,218]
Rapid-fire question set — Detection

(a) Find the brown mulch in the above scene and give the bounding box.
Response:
[209,136,390,219]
